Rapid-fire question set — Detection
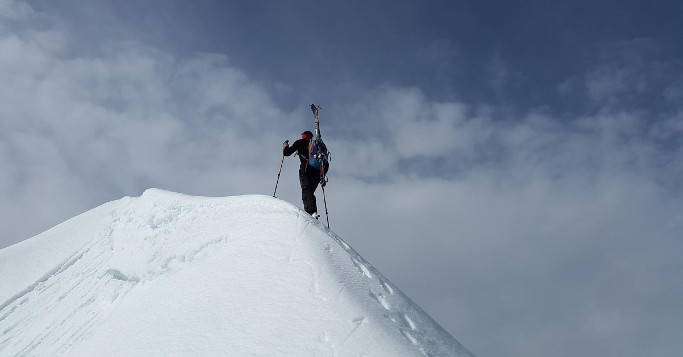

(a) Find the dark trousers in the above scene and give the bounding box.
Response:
[299,167,321,215]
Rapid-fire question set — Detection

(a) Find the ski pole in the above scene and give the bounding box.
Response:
[273,155,285,197]
[321,184,330,229]
[319,163,330,228]
[273,147,287,197]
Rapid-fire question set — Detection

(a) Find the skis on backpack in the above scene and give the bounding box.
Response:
[311,104,321,137]
[310,104,330,228]
[309,104,329,186]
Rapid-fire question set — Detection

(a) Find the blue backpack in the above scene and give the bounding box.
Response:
[308,137,330,172]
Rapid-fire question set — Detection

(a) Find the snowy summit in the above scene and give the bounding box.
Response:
[0,189,472,356]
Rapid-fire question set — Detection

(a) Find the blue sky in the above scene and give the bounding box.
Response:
[30,0,683,114]
[1,1,683,356]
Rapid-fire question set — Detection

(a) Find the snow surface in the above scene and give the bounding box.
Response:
[0,189,473,356]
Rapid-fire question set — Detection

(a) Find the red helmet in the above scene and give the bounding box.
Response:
[301,131,313,139]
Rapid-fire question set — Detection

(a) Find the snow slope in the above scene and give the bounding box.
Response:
[0,189,472,356]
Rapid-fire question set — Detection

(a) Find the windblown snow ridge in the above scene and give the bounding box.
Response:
[0,189,473,356]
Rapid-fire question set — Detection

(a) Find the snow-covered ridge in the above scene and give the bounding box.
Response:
[0,189,473,356]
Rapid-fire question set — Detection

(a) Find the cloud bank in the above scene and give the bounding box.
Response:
[1,1,682,356]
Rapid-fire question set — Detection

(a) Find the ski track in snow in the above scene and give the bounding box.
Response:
[0,225,136,356]
[313,222,443,356]
[0,190,473,356]
[0,193,308,356]
[322,226,475,356]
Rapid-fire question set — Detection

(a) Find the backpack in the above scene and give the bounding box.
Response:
[308,137,330,173]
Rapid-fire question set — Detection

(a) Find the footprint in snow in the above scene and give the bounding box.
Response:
[369,291,391,310]
[401,313,417,330]
[106,269,139,283]
[400,328,418,345]
[379,279,394,295]
[352,257,372,279]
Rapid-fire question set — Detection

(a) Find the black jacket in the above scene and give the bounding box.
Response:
[283,138,311,170]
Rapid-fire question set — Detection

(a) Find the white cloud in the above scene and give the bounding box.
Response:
[1,2,682,356]
[0,0,33,20]
[325,82,683,355]
[0,9,288,245]
[357,87,473,159]
[585,65,650,104]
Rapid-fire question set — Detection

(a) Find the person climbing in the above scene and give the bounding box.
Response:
[282,130,329,219]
